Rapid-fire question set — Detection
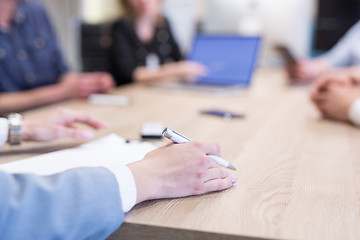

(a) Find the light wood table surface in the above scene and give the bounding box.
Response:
[1,68,360,240]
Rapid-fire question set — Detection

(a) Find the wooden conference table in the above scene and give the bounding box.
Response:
[1,68,360,240]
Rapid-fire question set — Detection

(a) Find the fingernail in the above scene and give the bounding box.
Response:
[81,131,94,139]
[232,178,237,185]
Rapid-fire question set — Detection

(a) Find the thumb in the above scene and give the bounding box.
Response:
[55,126,94,140]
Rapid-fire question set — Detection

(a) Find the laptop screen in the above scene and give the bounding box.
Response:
[187,35,261,86]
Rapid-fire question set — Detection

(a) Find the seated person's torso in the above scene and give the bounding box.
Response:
[110,17,182,85]
[0,1,68,93]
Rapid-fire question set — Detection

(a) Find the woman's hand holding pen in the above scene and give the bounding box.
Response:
[128,142,236,204]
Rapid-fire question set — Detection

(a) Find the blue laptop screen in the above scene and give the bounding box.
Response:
[187,35,260,86]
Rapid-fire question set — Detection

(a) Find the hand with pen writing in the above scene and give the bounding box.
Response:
[128,142,237,204]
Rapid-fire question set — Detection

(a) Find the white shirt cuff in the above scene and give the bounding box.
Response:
[349,98,360,126]
[0,118,8,149]
[105,165,137,213]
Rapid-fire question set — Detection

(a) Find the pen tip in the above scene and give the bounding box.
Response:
[228,164,237,171]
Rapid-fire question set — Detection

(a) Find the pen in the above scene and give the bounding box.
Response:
[162,128,237,171]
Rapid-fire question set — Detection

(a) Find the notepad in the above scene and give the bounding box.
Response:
[0,134,158,176]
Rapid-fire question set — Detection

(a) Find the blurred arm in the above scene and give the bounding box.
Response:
[323,20,360,67]
[133,61,206,84]
[0,83,69,115]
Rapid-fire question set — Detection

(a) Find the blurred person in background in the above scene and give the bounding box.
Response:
[110,0,207,85]
[0,0,115,114]
[286,20,360,83]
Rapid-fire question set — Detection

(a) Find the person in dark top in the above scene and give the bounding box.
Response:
[110,0,206,85]
[0,0,115,114]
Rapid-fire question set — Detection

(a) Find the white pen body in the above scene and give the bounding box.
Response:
[163,128,236,170]
[163,128,191,144]
[169,135,189,144]
[208,155,228,168]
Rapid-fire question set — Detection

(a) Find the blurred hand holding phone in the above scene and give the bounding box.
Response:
[276,45,298,66]
[276,45,313,84]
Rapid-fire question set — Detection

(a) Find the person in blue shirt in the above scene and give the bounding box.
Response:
[0,0,115,114]
[0,108,237,239]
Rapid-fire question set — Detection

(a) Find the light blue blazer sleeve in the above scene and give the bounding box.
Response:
[323,20,360,67]
[0,167,124,240]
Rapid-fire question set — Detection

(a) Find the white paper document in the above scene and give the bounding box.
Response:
[0,134,158,176]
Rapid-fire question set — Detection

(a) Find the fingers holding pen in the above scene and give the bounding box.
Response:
[203,177,235,193]
[192,141,221,156]
[194,156,237,195]
[131,140,237,202]
[202,167,232,182]
[191,166,235,195]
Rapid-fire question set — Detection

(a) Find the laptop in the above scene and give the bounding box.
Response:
[151,35,261,93]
